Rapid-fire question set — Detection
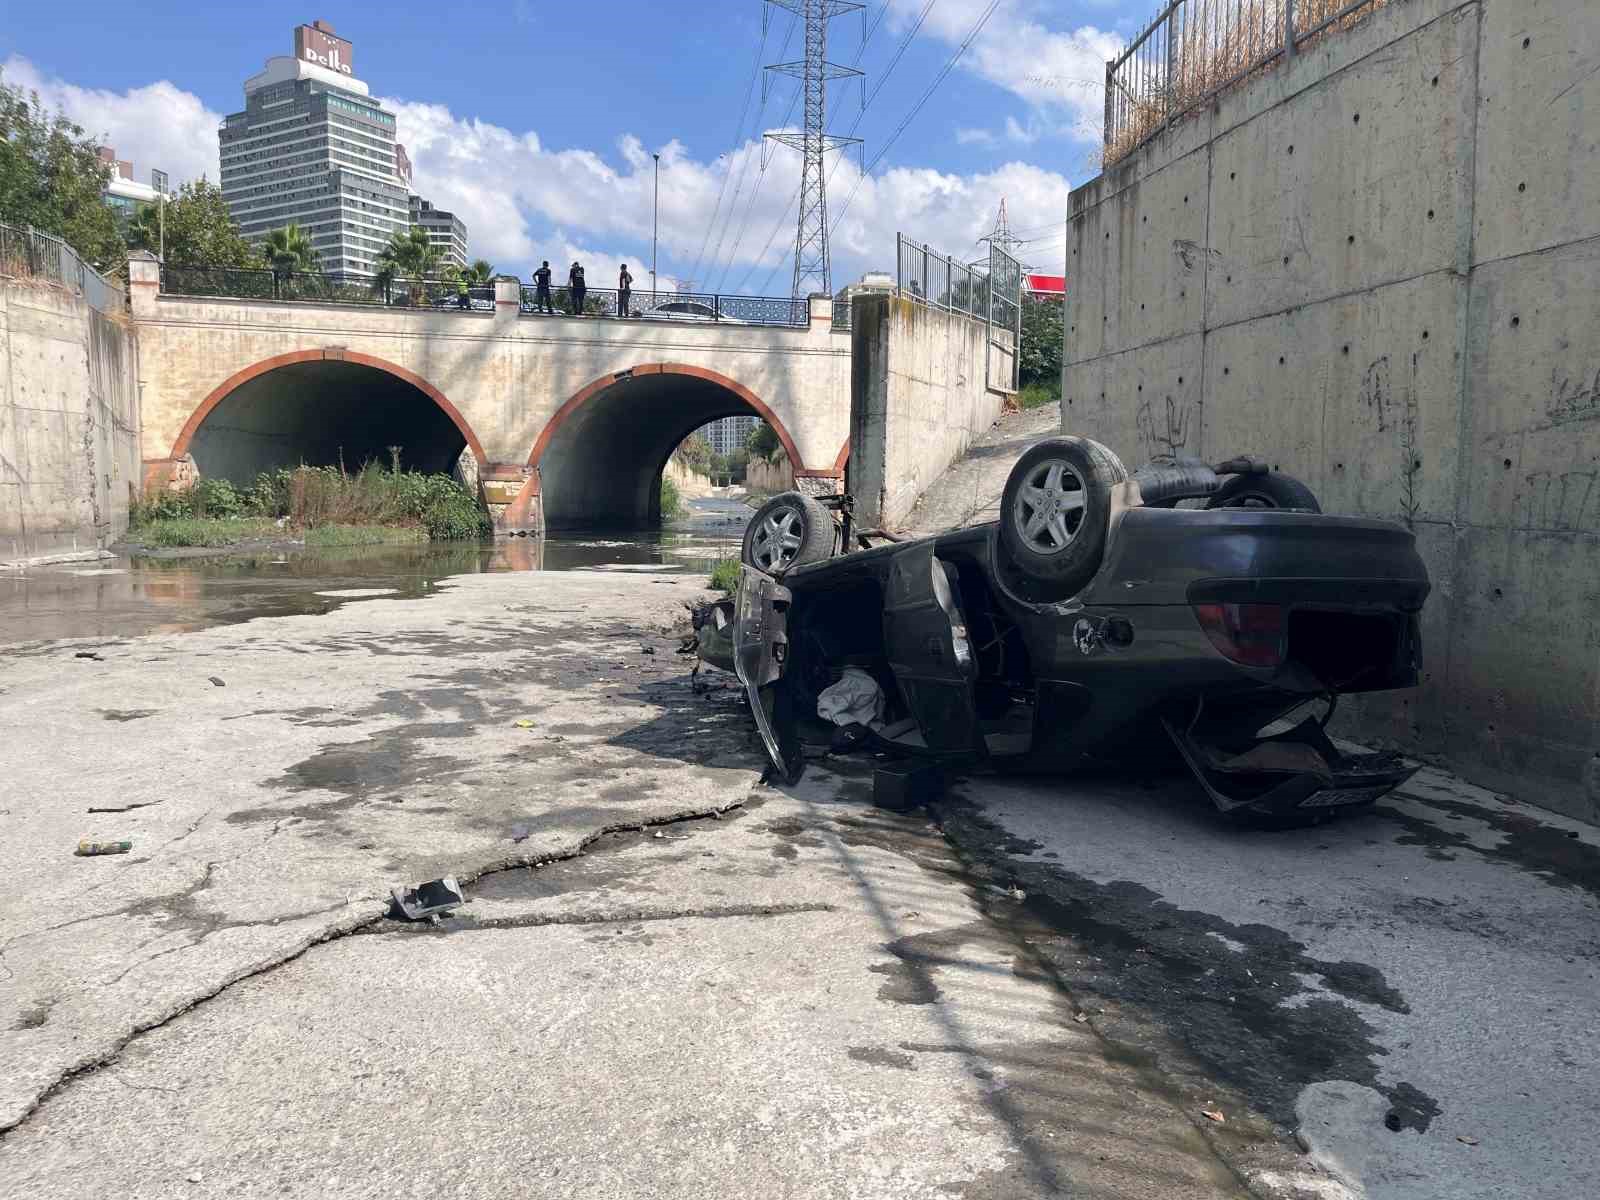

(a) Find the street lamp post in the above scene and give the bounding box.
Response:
[651,152,660,304]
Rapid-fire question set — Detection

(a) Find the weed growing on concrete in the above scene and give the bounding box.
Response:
[708,558,741,593]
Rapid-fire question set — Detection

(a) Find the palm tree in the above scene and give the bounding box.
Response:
[461,259,495,286]
[125,203,162,257]
[263,224,320,295]
[374,226,440,304]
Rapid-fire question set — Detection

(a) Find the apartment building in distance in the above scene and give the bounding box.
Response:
[409,195,468,271]
[703,415,760,458]
[219,20,408,277]
[98,147,167,232]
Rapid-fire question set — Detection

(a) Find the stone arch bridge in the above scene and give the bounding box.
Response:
[129,264,852,530]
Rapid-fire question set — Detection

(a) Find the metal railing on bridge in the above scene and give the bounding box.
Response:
[158,264,490,310]
[1106,0,1386,163]
[154,262,809,328]
[516,284,807,327]
[0,221,124,316]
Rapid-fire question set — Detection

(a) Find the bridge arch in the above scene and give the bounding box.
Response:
[528,363,804,530]
[172,349,486,482]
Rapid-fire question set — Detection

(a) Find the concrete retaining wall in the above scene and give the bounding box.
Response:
[1,281,140,563]
[1063,0,1600,821]
[745,454,796,496]
[850,293,1008,528]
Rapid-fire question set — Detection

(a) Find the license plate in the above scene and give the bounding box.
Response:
[1299,784,1392,809]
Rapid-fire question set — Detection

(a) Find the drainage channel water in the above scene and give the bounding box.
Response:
[0,494,749,645]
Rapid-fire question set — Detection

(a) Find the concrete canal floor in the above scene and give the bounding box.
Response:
[0,553,1594,1199]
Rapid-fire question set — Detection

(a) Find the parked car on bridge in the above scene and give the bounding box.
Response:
[637,299,747,324]
[714,438,1430,827]
[431,288,493,313]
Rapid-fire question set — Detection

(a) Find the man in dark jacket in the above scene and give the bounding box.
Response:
[533,261,553,313]
[618,264,633,317]
[569,262,586,315]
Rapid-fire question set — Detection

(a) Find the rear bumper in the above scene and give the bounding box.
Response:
[1162,713,1417,815]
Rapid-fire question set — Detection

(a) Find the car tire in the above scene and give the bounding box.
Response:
[1205,471,1321,512]
[741,491,836,572]
[998,437,1125,601]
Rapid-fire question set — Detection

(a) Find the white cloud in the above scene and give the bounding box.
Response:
[5,55,1076,288]
[882,0,1123,142]
[955,126,998,146]
[1,54,224,188]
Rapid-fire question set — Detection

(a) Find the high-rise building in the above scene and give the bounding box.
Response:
[703,415,760,458]
[408,196,468,271]
[219,21,408,278]
[98,146,167,232]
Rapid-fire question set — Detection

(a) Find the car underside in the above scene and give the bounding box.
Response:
[716,439,1431,826]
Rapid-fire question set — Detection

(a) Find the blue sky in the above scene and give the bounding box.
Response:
[4,1,1152,290]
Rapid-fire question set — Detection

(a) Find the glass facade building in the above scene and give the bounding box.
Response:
[219,29,408,278]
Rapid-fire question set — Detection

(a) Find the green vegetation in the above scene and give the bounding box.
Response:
[460,259,496,286]
[128,517,278,548]
[673,433,713,475]
[125,179,257,268]
[1017,381,1061,410]
[1019,294,1063,394]
[129,464,489,548]
[745,421,782,462]
[708,557,741,593]
[0,68,125,272]
[660,474,685,522]
[304,524,427,547]
[264,222,320,276]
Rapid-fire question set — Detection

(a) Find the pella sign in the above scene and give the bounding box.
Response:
[294,24,353,76]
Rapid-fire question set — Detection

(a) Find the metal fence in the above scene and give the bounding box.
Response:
[517,285,806,326]
[159,264,492,310]
[1105,0,1384,161]
[895,235,991,322]
[0,221,124,316]
[893,233,1022,393]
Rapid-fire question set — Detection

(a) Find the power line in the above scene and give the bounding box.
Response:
[687,16,774,286]
[702,15,799,289]
[828,0,1001,238]
[713,83,804,292]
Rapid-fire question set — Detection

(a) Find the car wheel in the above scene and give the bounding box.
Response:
[1205,471,1321,512]
[741,491,836,572]
[998,437,1124,601]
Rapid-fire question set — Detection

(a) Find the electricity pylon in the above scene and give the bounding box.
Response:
[763,0,863,299]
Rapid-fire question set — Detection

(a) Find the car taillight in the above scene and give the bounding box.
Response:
[1193,603,1285,668]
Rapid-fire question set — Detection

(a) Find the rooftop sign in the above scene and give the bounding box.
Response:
[294,21,353,76]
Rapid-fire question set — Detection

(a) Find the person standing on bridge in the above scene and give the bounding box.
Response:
[618,264,633,318]
[533,260,554,314]
[569,261,587,315]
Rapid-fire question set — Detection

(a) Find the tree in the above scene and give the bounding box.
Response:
[673,433,713,475]
[0,68,126,273]
[1019,294,1064,392]
[461,258,495,286]
[375,225,441,304]
[263,223,320,276]
[125,178,256,267]
[745,421,782,462]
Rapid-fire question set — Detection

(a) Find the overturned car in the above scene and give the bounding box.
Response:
[713,437,1429,826]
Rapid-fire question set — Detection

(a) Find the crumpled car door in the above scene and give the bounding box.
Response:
[882,542,981,753]
[733,564,793,776]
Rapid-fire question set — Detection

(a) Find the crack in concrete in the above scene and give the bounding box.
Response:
[0,797,753,1140]
[377,900,836,936]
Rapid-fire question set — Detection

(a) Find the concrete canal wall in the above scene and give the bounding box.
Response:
[1063,0,1600,821]
[0,280,140,564]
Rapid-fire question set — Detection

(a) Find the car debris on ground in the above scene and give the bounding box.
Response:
[390,877,466,920]
[75,840,132,856]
